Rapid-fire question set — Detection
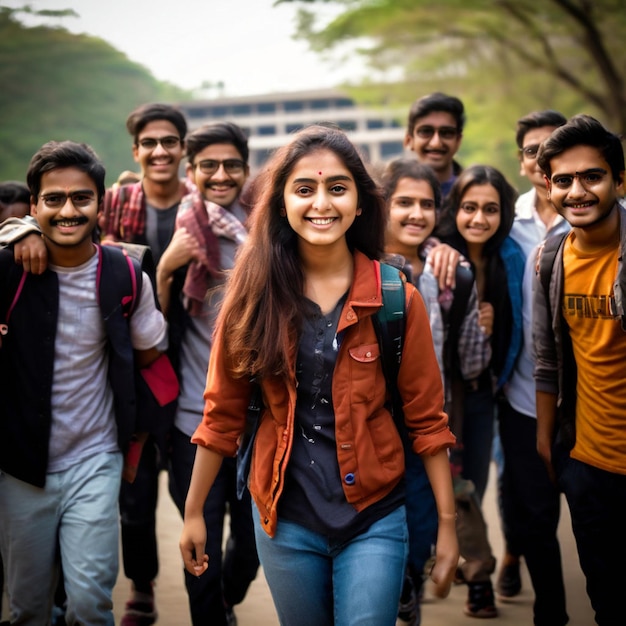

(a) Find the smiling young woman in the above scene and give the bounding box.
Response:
[179,125,459,626]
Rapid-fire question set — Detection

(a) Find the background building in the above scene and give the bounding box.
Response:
[178,88,406,173]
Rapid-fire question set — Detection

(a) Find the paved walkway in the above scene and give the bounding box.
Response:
[113,464,595,625]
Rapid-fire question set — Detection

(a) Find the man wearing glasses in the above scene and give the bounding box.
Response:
[99,102,194,626]
[495,110,570,626]
[155,122,258,626]
[533,114,626,625]
[0,103,193,625]
[404,92,465,197]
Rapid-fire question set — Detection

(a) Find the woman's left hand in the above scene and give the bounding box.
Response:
[428,517,459,598]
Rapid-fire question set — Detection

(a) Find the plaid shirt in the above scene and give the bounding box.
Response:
[99,179,195,243]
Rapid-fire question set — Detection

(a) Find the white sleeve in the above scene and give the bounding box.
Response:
[130,271,168,351]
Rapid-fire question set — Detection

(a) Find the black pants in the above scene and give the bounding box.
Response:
[498,399,568,626]
[119,435,160,588]
[168,426,260,626]
[554,444,626,626]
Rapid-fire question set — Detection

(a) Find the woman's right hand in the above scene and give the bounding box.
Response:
[179,513,209,577]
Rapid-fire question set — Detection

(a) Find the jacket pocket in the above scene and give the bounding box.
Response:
[348,342,381,403]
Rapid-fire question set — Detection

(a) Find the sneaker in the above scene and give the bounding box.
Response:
[120,587,158,626]
[464,581,498,619]
[496,560,522,599]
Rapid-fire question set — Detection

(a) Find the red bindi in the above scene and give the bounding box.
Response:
[318,171,322,176]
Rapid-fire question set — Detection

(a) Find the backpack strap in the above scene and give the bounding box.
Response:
[0,268,27,337]
[538,232,568,321]
[6,269,27,323]
[97,244,143,320]
[444,264,474,372]
[372,261,407,431]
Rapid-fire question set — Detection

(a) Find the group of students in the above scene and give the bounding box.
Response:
[0,93,624,626]
[0,105,260,626]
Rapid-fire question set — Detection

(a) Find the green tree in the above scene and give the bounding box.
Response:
[278,0,625,186]
[0,5,191,183]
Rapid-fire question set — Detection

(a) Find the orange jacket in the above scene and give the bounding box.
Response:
[192,251,455,537]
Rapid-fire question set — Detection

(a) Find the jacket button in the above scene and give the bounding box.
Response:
[344,473,355,485]
[346,312,355,320]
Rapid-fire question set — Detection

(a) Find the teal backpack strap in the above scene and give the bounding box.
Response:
[372,261,407,432]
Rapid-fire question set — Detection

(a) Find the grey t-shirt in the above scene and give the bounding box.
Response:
[47,252,167,472]
[174,203,247,437]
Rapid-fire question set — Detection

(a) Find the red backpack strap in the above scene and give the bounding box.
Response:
[6,269,27,323]
[0,267,27,337]
[96,244,142,319]
[123,249,138,316]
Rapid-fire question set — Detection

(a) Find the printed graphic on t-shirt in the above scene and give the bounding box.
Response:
[563,293,618,320]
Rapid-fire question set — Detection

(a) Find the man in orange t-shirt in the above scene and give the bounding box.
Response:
[533,114,626,625]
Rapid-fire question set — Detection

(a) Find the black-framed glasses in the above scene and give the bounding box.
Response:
[551,168,608,190]
[415,125,459,140]
[138,136,181,150]
[195,159,246,175]
[39,191,96,209]
[520,144,540,159]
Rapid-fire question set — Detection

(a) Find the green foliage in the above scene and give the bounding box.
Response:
[0,6,191,185]
[281,0,626,189]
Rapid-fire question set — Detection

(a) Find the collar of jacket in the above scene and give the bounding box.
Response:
[337,250,383,334]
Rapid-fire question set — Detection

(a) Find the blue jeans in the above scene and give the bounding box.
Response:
[253,503,408,626]
[555,446,626,626]
[0,451,122,626]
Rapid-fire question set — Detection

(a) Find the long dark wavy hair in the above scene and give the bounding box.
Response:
[215,124,387,379]
[435,165,518,378]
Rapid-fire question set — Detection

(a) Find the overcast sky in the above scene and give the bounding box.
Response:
[5,0,370,96]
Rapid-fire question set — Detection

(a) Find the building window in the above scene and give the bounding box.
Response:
[257,125,276,136]
[367,119,384,130]
[285,100,304,112]
[310,99,330,110]
[257,102,276,114]
[233,104,252,116]
[209,106,229,117]
[185,107,209,119]
[286,124,303,134]
[380,141,404,158]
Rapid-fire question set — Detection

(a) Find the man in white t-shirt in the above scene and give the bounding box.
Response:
[0,140,166,625]
[496,110,570,626]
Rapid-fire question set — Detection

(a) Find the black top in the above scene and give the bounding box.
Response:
[279,293,403,541]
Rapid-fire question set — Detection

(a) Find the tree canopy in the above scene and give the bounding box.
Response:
[279,0,626,185]
[0,5,190,184]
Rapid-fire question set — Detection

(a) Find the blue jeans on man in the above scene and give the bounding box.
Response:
[0,451,122,625]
